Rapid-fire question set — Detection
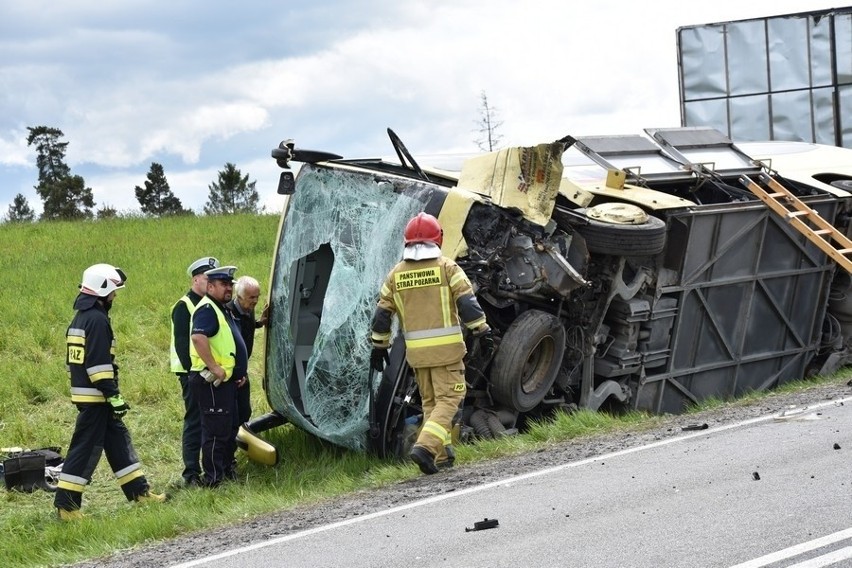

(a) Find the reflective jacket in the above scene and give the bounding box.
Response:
[169,291,203,373]
[189,297,237,379]
[371,255,488,367]
[66,294,120,404]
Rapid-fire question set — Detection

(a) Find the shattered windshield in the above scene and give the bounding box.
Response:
[266,165,426,451]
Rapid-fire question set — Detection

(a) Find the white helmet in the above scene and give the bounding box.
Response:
[80,263,127,297]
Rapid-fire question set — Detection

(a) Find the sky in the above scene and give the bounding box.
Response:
[0,0,843,217]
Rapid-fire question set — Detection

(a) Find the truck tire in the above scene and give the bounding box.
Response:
[490,310,566,413]
[576,214,666,256]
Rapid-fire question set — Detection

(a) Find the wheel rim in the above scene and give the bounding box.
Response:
[521,336,555,394]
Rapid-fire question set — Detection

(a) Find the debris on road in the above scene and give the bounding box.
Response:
[774,406,821,422]
[466,518,499,532]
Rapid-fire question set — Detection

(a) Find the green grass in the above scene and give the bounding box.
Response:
[1,214,850,567]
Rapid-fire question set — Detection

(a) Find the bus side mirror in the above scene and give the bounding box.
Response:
[277,171,295,195]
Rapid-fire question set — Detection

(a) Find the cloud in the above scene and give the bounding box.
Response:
[0,130,32,167]
[10,1,684,172]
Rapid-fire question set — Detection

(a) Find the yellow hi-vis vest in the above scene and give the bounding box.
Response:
[189,297,236,379]
[170,295,196,373]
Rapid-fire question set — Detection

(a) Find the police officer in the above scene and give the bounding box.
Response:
[370,213,492,474]
[55,264,166,520]
[170,256,219,487]
[189,265,248,487]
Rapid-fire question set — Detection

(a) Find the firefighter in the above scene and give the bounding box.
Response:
[189,265,248,487]
[54,264,166,521]
[169,256,219,487]
[371,213,492,474]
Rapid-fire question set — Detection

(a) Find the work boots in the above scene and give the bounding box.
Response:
[56,508,84,521]
[436,445,456,470]
[56,491,166,520]
[135,490,168,504]
[409,445,439,475]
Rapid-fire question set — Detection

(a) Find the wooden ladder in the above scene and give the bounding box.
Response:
[740,173,852,274]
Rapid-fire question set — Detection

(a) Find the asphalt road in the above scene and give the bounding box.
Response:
[167,395,852,568]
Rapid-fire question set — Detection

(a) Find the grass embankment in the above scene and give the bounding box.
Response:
[0,214,849,567]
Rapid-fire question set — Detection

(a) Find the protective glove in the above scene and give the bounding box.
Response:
[370,347,389,372]
[476,329,494,360]
[107,394,130,418]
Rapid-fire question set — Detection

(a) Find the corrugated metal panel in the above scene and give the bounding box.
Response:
[634,197,837,413]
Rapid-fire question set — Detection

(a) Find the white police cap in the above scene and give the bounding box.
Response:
[188,257,219,277]
[205,265,237,282]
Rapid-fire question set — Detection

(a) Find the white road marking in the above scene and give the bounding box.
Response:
[789,546,852,567]
[730,531,852,567]
[170,396,852,568]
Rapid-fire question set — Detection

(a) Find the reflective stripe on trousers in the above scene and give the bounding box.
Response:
[414,360,466,459]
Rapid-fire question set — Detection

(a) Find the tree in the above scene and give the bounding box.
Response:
[135,162,187,216]
[203,163,260,215]
[97,204,118,219]
[5,193,35,223]
[41,175,94,220]
[26,126,94,220]
[473,90,504,152]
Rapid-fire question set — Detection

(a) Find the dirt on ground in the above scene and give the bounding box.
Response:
[73,380,852,568]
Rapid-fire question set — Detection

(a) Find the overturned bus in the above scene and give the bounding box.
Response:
[239,127,852,463]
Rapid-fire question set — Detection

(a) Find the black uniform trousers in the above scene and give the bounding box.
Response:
[178,373,202,483]
[189,372,238,487]
[54,404,149,511]
[236,378,251,426]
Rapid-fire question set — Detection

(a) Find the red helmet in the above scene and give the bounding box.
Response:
[404,212,443,247]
